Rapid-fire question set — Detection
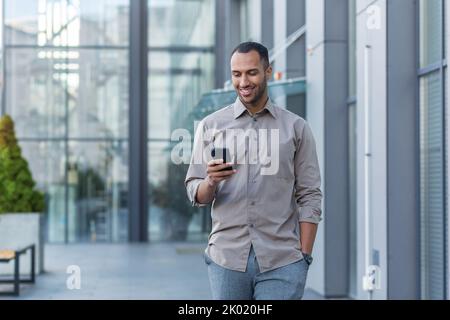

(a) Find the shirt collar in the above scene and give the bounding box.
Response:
[233,97,278,120]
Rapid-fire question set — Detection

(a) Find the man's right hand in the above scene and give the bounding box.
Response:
[205,159,237,187]
[195,160,236,205]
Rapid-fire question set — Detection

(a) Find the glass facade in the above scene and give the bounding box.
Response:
[147,0,215,242]
[419,0,447,300]
[3,0,130,243]
[420,73,446,299]
[419,0,443,68]
[0,0,311,245]
[2,0,450,301]
[1,0,217,244]
[0,0,218,244]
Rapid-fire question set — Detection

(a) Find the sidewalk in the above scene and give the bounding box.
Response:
[0,243,324,300]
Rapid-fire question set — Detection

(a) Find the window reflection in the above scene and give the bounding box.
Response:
[4,0,129,242]
[148,0,215,242]
[419,0,443,68]
[67,141,128,243]
[5,0,129,46]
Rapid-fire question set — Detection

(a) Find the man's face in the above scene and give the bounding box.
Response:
[231,50,272,106]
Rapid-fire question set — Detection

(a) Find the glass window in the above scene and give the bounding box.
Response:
[68,49,128,139]
[6,47,129,139]
[5,0,129,46]
[148,141,209,242]
[148,0,214,47]
[148,51,214,140]
[240,0,249,42]
[420,0,443,68]
[5,48,68,139]
[446,68,448,297]
[20,141,66,242]
[420,72,446,299]
[419,0,447,299]
[67,140,128,243]
[3,0,130,243]
[148,0,215,242]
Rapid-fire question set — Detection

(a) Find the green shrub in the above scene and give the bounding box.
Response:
[0,115,45,213]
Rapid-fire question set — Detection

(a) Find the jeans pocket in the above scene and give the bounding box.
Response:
[301,258,310,271]
[204,252,212,265]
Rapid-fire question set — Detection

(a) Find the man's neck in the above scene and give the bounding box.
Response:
[242,95,269,115]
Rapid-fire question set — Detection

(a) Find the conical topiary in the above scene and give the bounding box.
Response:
[0,115,45,213]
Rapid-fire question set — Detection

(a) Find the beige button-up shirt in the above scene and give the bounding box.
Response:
[185,98,322,273]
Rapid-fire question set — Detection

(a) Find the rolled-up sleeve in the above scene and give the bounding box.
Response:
[185,120,209,207]
[186,178,206,207]
[294,120,323,224]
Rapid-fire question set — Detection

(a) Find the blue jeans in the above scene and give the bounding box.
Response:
[205,246,309,300]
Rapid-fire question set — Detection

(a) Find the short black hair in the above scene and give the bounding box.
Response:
[231,42,270,69]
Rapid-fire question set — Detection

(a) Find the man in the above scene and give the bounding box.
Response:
[185,42,322,300]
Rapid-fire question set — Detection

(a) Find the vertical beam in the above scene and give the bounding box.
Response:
[286,0,306,116]
[323,0,349,297]
[246,0,262,42]
[355,0,388,300]
[215,0,241,88]
[129,0,148,242]
[273,0,287,78]
[214,0,227,88]
[386,0,420,299]
[305,0,325,295]
[306,0,349,297]
[286,0,306,78]
[261,0,274,49]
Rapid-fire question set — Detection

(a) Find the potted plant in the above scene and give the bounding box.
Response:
[0,115,45,275]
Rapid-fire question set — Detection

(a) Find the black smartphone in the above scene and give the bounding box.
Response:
[211,148,233,171]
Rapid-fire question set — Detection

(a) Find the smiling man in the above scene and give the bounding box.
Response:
[185,42,323,300]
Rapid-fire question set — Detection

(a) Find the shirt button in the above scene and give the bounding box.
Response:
[250,201,255,206]
[248,223,254,228]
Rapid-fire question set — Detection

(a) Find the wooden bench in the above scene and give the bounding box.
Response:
[0,245,36,296]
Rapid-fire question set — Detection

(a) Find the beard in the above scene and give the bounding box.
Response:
[238,76,268,106]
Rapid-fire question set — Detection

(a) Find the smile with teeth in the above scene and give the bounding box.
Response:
[240,87,255,97]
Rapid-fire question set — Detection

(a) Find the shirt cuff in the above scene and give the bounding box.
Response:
[298,206,322,224]
[186,179,207,208]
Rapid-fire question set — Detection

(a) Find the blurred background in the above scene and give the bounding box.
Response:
[0,0,448,300]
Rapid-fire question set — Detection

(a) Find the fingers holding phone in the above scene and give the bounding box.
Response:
[206,158,236,187]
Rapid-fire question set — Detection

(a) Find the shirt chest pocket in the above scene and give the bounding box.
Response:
[259,139,295,180]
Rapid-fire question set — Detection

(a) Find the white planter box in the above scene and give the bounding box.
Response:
[0,213,44,275]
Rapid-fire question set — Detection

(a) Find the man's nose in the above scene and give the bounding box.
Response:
[240,76,250,87]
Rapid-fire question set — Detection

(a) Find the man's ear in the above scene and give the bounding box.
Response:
[266,65,273,79]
